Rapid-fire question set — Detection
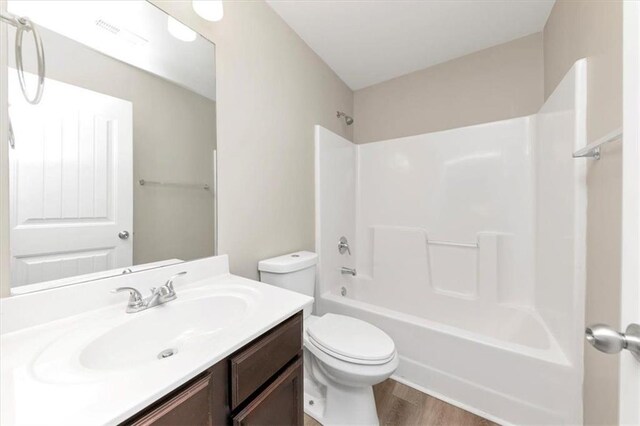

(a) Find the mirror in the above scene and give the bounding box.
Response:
[5,1,216,294]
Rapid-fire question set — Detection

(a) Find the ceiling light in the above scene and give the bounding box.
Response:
[167,16,196,42]
[192,0,224,22]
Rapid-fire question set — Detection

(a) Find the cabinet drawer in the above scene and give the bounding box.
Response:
[232,358,303,426]
[230,313,302,409]
[130,374,211,426]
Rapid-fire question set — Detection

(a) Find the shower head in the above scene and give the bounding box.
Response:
[337,111,354,126]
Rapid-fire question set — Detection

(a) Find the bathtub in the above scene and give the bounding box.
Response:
[317,290,582,425]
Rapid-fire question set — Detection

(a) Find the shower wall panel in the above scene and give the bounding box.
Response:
[356,116,536,308]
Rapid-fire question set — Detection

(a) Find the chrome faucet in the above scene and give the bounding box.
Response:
[340,267,356,276]
[113,271,187,313]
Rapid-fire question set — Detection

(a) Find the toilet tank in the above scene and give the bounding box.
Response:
[258,251,318,297]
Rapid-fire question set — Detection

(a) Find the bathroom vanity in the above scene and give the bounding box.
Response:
[126,312,303,426]
[0,256,313,425]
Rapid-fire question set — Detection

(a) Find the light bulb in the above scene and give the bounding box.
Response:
[167,16,197,42]
[192,0,224,22]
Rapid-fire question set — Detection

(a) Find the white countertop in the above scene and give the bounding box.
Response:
[0,256,313,425]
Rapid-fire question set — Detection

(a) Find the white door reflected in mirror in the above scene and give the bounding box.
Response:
[9,73,133,289]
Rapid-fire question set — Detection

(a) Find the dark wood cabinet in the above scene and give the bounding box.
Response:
[232,358,303,426]
[230,313,302,410]
[131,374,212,426]
[123,311,303,426]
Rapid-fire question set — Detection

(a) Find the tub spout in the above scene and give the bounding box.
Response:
[340,267,356,276]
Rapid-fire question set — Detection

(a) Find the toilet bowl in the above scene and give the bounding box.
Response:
[258,251,398,425]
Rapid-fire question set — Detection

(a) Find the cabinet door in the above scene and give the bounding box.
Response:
[130,374,211,426]
[230,313,302,409]
[232,358,303,426]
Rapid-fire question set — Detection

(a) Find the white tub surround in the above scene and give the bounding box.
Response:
[0,255,313,425]
[315,61,587,425]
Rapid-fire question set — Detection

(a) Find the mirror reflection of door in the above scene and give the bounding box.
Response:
[5,0,217,293]
[9,73,133,288]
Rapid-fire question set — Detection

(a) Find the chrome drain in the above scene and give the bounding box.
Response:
[341,287,347,296]
[158,348,177,359]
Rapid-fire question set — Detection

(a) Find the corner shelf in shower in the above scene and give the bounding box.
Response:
[572,127,622,160]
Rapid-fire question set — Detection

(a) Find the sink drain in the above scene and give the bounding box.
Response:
[158,348,177,359]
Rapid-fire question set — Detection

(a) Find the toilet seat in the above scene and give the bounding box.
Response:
[307,314,396,365]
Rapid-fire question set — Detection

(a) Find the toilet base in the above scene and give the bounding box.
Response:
[304,390,326,424]
[303,378,380,426]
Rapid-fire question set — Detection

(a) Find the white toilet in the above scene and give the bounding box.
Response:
[258,251,399,426]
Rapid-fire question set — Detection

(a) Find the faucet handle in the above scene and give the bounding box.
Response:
[112,287,144,308]
[338,236,351,255]
[164,271,187,295]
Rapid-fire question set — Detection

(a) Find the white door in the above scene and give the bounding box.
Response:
[9,73,132,288]
[621,1,640,424]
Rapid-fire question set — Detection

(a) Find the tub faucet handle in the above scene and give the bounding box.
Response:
[338,236,351,255]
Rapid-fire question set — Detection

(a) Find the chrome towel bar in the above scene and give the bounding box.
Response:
[427,239,478,249]
[139,179,210,191]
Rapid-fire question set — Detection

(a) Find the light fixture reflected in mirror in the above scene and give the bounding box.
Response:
[167,16,197,42]
[193,0,224,22]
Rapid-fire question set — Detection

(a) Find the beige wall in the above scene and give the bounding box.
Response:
[11,26,217,268]
[353,33,544,144]
[150,1,353,280]
[544,1,623,425]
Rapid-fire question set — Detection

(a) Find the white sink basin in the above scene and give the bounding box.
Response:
[79,294,249,371]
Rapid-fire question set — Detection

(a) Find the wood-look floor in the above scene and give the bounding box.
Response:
[303,379,497,426]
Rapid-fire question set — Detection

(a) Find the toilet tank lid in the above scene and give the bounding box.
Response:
[258,251,318,273]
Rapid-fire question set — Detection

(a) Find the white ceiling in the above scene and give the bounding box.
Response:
[8,1,216,100]
[267,0,555,90]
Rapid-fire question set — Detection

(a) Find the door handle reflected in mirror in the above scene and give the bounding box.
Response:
[118,230,130,240]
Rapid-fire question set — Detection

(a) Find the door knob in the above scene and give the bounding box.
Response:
[585,323,640,361]
[118,230,130,240]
